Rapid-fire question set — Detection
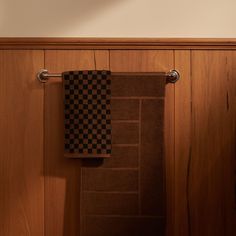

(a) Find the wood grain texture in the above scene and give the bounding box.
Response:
[110,50,173,72]
[94,50,109,69]
[174,50,192,236]
[0,50,44,235]
[189,50,236,236]
[0,38,236,49]
[44,50,96,236]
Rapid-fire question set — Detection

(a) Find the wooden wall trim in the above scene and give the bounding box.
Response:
[0,38,236,49]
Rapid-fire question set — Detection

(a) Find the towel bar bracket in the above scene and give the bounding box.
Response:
[37,69,180,83]
[166,69,180,83]
[37,69,61,83]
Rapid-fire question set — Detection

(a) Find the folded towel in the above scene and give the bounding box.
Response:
[63,70,112,158]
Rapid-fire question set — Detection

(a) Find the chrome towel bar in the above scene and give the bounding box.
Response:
[37,69,180,83]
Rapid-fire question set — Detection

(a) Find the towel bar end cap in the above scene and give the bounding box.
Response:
[167,69,180,83]
[37,69,49,83]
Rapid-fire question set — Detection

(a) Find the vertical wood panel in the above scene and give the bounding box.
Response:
[94,50,109,70]
[44,50,95,236]
[174,50,191,236]
[110,50,173,72]
[0,50,44,235]
[190,50,236,236]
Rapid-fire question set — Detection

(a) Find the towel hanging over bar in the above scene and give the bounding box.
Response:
[63,70,112,158]
[37,69,180,83]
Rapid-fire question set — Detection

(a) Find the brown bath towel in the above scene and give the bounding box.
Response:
[80,73,167,236]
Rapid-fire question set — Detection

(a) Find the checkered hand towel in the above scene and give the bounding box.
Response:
[63,70,112,158]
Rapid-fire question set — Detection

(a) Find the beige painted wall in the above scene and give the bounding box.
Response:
[0,0,235,37]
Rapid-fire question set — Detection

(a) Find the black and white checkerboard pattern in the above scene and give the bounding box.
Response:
[63,70,112,157]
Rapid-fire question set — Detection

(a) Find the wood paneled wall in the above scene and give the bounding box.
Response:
[0,40,235,236]
[0,51,44,235]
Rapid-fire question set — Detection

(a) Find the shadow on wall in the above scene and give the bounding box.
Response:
[0,0,125,36]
